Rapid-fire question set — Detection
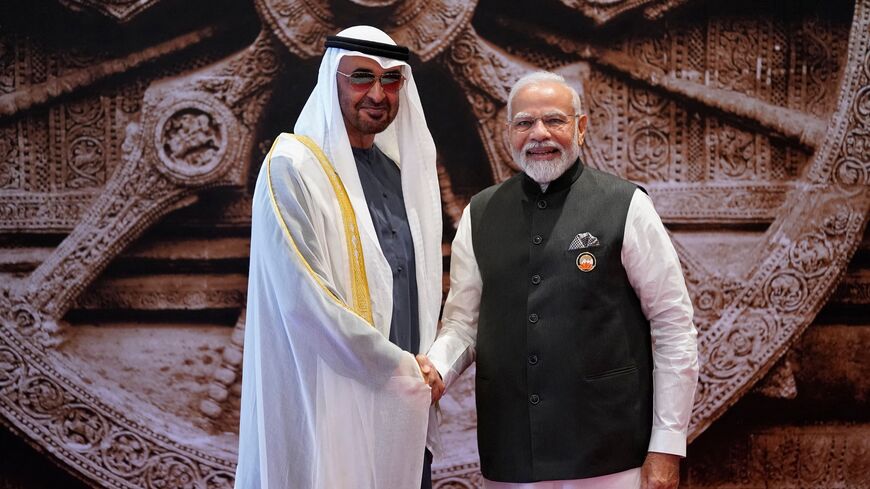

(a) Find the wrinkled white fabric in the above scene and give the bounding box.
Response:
[235,25,442,489]
[429,189,698,470]
[484,468,640,489]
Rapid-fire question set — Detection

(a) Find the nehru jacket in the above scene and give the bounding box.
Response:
[467,161,652,482]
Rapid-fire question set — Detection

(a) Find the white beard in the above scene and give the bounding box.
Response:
[512,136,581,185]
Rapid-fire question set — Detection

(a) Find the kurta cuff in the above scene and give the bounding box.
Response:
[648,429,687,457]
[427,339,465,387]
[429,356,452,386]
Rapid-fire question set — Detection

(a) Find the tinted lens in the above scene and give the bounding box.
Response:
[342,71,404,93]
[348,73,377,86]
[379,73,404,93]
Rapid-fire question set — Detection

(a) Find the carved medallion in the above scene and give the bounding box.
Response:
[151,98,238,185]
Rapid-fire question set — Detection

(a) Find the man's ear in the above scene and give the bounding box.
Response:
[577,114,589,147]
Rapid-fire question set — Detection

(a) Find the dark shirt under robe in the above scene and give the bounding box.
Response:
[352,145,420,354]
[353,144,431,489]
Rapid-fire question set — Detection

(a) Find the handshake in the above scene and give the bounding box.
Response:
[415,354,445,405]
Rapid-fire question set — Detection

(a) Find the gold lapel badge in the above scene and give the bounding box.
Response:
[576,252,596,272]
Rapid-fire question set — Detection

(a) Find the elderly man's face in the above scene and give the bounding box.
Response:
[336,55,402,148]
[508,81,588,183]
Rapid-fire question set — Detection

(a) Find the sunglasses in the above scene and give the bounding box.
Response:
[336,70,405,93]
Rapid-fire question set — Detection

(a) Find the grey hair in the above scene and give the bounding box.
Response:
[506,71,583,120]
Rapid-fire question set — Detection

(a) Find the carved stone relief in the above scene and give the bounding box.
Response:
[0,0,868,488]
[255,0,476,61]
[58,0,163,22]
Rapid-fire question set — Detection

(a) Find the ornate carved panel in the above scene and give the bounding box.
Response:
[0,0,868,488]
[58,0,163,22]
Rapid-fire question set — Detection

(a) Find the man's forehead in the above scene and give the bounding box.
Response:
[337,54,403,72]
[511,82,574,115]
[513,109,571,118]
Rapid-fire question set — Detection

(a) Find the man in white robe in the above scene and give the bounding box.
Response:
[235,25,444,489]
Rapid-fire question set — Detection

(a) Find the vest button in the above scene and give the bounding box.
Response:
[528,313,539,323]
[531,274,541,285]
[532,235,543,245]
[528,354,538,365]
[536,200,547,209]
[529,394,540,405]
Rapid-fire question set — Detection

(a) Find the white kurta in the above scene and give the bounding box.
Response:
[428,189,699,489]
[483,469,640,489]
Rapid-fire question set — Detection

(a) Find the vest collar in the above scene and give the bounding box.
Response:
[521,159,584,196]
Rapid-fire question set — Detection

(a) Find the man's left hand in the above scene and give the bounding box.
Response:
[641,452,680,489]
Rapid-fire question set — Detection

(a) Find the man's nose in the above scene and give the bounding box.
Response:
[366,80,386,102]
[528,119,551,139]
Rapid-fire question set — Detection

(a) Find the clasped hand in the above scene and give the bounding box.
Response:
[641,452,680,489]
[415,354,445,405]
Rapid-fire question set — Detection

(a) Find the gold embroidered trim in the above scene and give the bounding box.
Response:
[265,133,374,326]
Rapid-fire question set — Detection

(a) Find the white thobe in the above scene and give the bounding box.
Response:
[236,135,435,489]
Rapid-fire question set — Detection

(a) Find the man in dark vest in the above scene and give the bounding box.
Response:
[424,72,699,489]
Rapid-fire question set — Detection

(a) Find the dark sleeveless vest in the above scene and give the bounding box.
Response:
[469,161,653,482]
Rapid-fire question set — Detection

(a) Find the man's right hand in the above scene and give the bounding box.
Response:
[641,452,680,489]
[415,354,445,405]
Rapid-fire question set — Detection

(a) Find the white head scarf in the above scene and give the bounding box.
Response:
[294,25,442,347]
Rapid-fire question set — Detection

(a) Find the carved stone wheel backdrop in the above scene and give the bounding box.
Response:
[0,0,868,488]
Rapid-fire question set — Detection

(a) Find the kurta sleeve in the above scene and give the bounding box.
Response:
[428,205,481,388]
[621,189,699,457]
